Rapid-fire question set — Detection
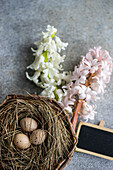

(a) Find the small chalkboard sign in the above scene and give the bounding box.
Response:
[76,120,113,160]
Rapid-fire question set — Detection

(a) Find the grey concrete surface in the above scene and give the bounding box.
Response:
[0,0,113,169]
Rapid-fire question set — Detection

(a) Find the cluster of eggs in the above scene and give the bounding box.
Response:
[14,118,46,149]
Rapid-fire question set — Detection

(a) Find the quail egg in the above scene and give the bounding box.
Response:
[14,133,31,149]
[20,117,38,132]
[30,129,46,145]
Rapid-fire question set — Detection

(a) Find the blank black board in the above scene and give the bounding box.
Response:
[77,125,113,158]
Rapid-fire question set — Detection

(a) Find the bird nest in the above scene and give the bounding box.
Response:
[0,95,77,170]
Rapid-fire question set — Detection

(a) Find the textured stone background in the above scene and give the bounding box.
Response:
[0,0,113,169]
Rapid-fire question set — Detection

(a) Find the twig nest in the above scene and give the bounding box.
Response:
[20,117,38,132]
[14,133,31,149]
[30,129,46,145]
[0,95,77,169]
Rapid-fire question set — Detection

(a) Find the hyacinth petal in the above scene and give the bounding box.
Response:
[69,90,76,99]
[62,81,73,90]
[66,100,75,105]
[73,86,81,91]
[81,85,87,91]
[92,76,99,81]
[26,71,40,84]
[90,67,97,73]
[81,69,89,76]
[63,97,75,107]
[79,76,86,84]
[92,58,98,64]
[79,94,86,99]
[86,94,91,101]
[64,106,72,113]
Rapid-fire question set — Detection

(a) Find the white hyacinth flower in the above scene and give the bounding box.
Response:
[26,25,70,101]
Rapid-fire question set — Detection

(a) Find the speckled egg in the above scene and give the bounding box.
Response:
[14,133,31,149]
[20,117,38,132]
[30,129,46,145]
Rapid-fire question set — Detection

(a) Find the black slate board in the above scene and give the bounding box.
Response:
[76,124,113,160]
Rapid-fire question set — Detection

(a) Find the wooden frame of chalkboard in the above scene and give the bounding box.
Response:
[76,121,113,161]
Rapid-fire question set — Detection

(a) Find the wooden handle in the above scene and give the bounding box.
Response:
[99,120,105,127]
